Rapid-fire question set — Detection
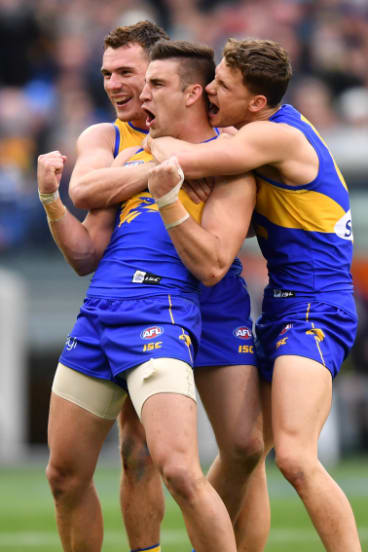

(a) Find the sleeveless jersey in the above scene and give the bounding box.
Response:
[253,104,354,308]
[112,119,148,154]
[87,120,242,300]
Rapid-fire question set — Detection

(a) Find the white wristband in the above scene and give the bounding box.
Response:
[155,165,185,208]
[164,213,190,230]
[39,189,59,204]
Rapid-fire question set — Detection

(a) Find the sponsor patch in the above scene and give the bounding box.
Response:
[334,210,353,241]
[140,326,164,339]
[65,336,77,351]
[233,326,252,339]
[273,289,296,298]
[133,270,162,285]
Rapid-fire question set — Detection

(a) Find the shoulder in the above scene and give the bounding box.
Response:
[239,119,306,144]
[77,123,116,152]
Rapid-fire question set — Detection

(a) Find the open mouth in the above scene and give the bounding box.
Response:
[208,102,219,115]
[143,107,156,127]
[115,97,131,107]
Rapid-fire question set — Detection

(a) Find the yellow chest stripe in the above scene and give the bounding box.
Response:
[256,179,345,233]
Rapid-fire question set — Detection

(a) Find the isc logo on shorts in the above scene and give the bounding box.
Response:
[233,326,252,339]
[140,326,164,339]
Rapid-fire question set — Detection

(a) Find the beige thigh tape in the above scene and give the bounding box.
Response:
[126,357,196,418]
[52,363,126,420]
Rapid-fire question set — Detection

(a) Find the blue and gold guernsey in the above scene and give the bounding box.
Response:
[112,119,148,156]
[88,145,204,301]
[253,104,354,312]
[59,120,255,384]
[253,104,357,380]
[88,121,242,302]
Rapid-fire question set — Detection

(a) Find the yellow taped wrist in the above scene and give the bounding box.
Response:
[42,198,67,223]
[39,189,59,204]
[159,200,189,230]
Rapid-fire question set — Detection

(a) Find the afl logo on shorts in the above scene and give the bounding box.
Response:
[280,323,293,335]
[233,327,252,339]
[140,326,164,339]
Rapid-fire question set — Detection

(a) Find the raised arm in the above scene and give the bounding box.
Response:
[37,151,115,276]
[68,123,153,210]
[148,157,256,286]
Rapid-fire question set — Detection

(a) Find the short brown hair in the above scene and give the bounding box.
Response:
[104,20,169,55]
[223,38,292,107]
[150,40,215,90]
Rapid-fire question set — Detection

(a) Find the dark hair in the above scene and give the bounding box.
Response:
[104,20,169,55]
[150,40,215,89]
[223,38,292,107]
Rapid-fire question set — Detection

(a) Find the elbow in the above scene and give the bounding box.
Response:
[67,254,97,277]
[69,262,93,277]
[75,266,92,277]
[199,265,226,287]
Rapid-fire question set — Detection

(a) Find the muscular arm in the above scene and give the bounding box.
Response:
[48,208,116,276]
[37,150,116,276]
[68,124,153,210]
[148,121,317,182]
[148,158,256,286]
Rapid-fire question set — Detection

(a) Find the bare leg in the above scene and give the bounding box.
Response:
[46,393,115,552]
[141,392,237,552]
[235,380,273,552]
[196,364,269,546]
[118,398,165,549]
[272,356,362,551]
[234,457,270,552]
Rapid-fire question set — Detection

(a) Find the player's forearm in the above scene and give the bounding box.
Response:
[69,165,151,210]
[49,212,100,276]
[149,137,221,180]
[159,201,230,286]
[150,136,252,179]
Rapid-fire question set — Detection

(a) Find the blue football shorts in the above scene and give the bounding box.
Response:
[59,294,201,389]
[256,297,358,382]
[195,274,257,368]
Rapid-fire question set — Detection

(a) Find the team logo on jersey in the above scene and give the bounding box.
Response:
[65,336,77,351]
[276,337,288,349]
[306,327,325,342]
[280,323,293,335]
[334,210,353,241]
[233,326,252,339]
[119,194,158,226]
[140,326,164,339]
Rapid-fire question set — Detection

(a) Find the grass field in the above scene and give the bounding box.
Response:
[0,456,367,551]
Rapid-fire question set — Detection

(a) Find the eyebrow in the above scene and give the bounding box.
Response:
[100,65,134,75]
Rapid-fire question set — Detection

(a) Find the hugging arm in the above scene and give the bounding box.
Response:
[148,157,256,285]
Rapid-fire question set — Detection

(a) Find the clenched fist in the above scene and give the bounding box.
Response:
[148,156,184,207]
[37,151,67,194]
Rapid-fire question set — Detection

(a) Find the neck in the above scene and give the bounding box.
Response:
[234,104,281,129]
[176,114,217,144]
[127,115,148,131]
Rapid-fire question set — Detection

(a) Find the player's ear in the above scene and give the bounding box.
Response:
[185,83,203,107]
[249,94,267,112]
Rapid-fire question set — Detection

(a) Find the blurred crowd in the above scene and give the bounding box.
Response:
[0,0,368,253]
[1,0,368,454]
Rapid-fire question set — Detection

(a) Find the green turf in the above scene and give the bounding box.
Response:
[0,457,367,551]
